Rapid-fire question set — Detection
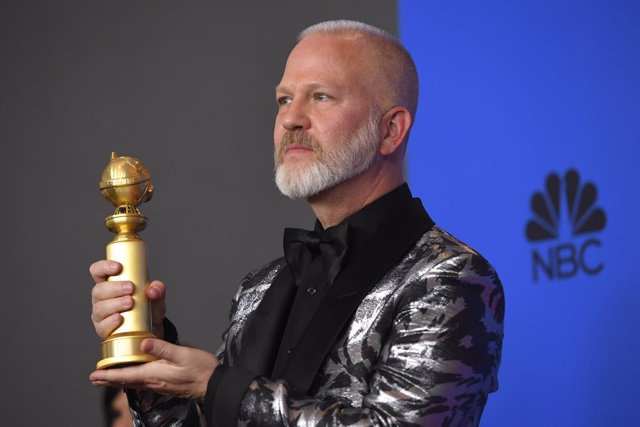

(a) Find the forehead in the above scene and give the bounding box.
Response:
[277,34,375,90]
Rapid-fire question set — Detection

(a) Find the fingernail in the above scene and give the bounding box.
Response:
[122,297,133,308]
[110,262,119,270]
[122,282,134,292]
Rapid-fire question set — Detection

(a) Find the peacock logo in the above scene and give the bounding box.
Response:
[526,169,606,282]
[526,169,606,241]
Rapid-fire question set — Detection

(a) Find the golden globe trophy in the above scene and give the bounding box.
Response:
[96,152,157,369]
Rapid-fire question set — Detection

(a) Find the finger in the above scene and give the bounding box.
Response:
[146,281,167,335]
[90,365,149,389]
[141,338,182,363]
[145,280,166,302]
[91,280,134,304]
[92,295,134,323]
[94,313,124,339]
[89,260,122,284]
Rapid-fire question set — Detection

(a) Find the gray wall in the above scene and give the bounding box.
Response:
[1,1,397,425]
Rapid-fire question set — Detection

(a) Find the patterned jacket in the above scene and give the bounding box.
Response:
[129,197,504,427]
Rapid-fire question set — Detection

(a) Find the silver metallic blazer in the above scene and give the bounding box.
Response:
[129,223,505,427]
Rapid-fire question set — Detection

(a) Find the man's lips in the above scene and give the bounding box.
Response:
[284,144,314,154]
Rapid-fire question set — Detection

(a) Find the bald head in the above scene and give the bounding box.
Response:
[298,20,419,118]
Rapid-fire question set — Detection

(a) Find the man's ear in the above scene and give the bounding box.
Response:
[378,106,413,156]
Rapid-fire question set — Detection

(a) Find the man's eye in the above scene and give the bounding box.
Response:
[314,93,330,101]
[277,96,292,105]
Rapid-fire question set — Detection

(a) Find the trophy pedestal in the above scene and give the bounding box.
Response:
[97,331,157,369]
[96,234,157,369]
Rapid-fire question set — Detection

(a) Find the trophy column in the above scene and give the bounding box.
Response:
[97,152,157,369]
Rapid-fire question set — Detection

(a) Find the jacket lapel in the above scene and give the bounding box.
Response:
[282,199,434,393]
[235,265,297,376]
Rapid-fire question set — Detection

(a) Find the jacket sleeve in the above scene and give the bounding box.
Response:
[236,252,505,427]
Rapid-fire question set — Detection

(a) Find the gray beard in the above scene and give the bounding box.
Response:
[274,111,380,199]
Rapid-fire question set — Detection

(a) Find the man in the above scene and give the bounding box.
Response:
[89,20,504,426]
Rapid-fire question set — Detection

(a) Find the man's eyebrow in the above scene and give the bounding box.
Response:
[275,84,290,94]
[275,82,336,94]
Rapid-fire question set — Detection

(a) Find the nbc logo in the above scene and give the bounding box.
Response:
[525,169,606,282]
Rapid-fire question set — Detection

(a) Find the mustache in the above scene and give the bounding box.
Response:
[277,130,321,159]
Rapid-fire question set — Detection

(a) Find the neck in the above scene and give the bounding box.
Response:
[308,162,404,228]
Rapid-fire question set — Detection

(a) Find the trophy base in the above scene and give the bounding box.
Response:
[97,331,157,369]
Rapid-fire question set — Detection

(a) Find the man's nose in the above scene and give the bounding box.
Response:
[281,101,311,131]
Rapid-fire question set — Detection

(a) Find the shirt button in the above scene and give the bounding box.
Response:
[306,287,317,296]
[287,348,293,355]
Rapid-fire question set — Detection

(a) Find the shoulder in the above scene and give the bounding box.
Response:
[238,257,287,292]
[396,226,505,331]
[228,257,287,314]
[394,226,505,386]
[411,226,502,288]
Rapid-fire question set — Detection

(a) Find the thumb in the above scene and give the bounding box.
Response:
[141,338,181,362]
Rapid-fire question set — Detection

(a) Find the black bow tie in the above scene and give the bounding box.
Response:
[283,222,350,286]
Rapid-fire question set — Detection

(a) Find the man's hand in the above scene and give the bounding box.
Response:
[89,260,167,339]
[90,339,219,401]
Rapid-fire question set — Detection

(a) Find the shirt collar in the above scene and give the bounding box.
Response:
[314,183,413,255]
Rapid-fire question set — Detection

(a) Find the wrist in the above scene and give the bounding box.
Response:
[199,362,223,403]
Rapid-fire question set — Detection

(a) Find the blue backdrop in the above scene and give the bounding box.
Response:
[399,1,640,426]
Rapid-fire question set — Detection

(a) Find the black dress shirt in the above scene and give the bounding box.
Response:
[272,183,414,377]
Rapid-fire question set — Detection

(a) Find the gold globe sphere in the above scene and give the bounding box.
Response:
[99,152,153,208]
